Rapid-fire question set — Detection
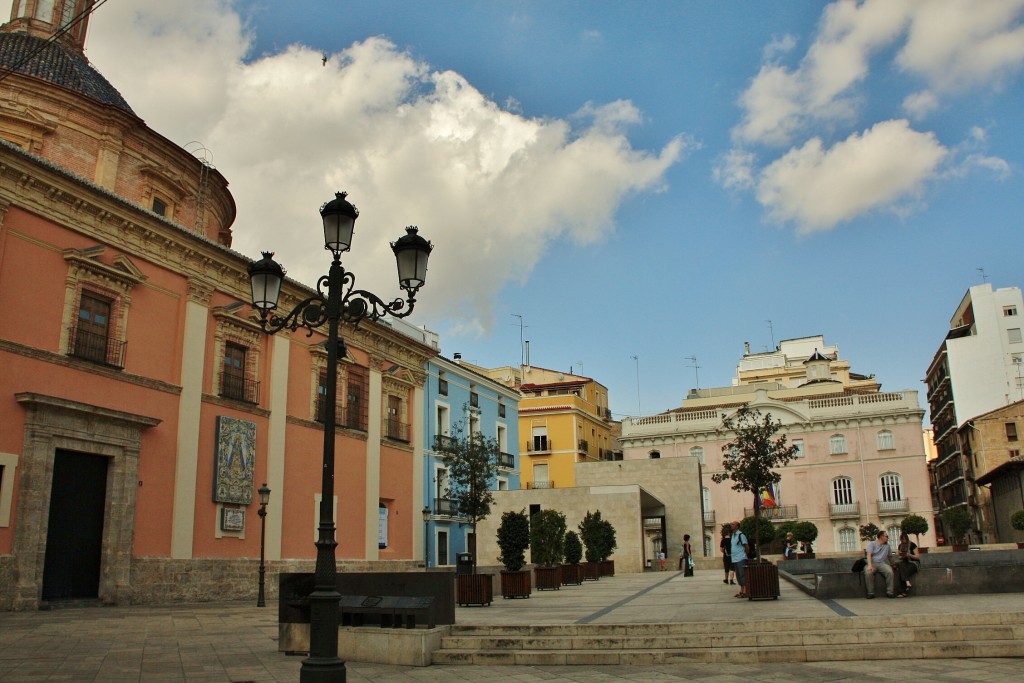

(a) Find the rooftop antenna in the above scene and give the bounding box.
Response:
[511,314,527,366]
[766,319,775,349]
[977,267,988,283]
[575,360,584,376]
[685,355,700,390]
[631,355,641,416]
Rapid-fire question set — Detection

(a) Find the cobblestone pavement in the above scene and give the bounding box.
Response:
[1,568,1022,682]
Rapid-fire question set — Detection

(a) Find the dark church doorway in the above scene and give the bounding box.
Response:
[41,450,109,601]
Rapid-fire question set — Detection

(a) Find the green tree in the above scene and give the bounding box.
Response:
[434,417,500,572]
[712,405,799,560]
[942,506,973,544]
[530,509,567,568]
[563,531,583,565]
[739,515,775,557]
[792,521,819,553]
[579,510,616,563]
[496,509,531,572]
[1011,509,1024,533]
[859,522,882,542]
[900,514,929,547]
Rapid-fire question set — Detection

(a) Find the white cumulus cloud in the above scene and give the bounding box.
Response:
[756,120,948,234]
[69,0,683,333]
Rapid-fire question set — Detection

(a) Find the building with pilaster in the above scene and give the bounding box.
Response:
[620,336,934,556]
[0,3,434,610]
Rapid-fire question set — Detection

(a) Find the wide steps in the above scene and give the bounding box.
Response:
[433,612,1024,665]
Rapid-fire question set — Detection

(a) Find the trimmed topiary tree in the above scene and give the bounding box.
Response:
[496,509,530,572]
[579,510,606,563]
[739,515,775,559]
[564,531,583,564]
[859,522,882,542]
[942,506,973,546]
[900,514,929,548]
[792,521,818,554]
[1011,509,1024,533]
[530,509,567,568]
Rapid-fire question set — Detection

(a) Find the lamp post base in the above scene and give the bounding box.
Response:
[299,657,346,683]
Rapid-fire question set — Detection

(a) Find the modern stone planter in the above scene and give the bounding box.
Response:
[534,566,561,591]
[560,564,583,585]
[456,573,493,606]
[500,570,531,599]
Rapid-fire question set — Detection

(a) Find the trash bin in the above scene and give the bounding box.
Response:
[456,552,474,575]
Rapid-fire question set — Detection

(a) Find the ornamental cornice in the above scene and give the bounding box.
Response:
[186,278,215,304]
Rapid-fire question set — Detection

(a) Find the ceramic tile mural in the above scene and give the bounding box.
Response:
[213,416,256,504]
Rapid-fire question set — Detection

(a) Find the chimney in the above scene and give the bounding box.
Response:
[453,352,461,363]
[744,342,750,355]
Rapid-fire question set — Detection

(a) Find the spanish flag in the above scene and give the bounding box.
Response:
[759,484,778,508]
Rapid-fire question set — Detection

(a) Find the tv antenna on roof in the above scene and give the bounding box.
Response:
[977,267,988,283]
[511,314,527,366]
[685,355,700,390]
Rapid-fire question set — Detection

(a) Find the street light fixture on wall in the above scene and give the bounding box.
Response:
[256,482,271,608]
[248,192,433,683]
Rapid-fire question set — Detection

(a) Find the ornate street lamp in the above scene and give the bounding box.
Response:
[422,505,431,569]
[257,483,271,607]
[248,192,433,683]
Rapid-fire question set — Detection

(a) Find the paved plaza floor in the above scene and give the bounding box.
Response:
[2,568,1023,682]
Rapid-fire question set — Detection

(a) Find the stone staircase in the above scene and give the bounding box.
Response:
[433,611,1024,665]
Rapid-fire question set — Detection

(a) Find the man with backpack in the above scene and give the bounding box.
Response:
[730,520,750,598]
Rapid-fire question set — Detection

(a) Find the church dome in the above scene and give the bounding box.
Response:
[0,31,133,114]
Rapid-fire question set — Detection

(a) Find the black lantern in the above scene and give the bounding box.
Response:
[320,192,359,255]
[248,252,285,312]
[391,226,433,292]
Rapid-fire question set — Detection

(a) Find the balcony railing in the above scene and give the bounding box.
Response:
[527,439,551,453]
[829,502,861,519]
[643,516,663,528]
[434,434,456,451]
[877,498,909,515]
[578,439,589,453]
[384,418,410,442]
[498,451,515,469]
[744,504,798,520]
[703,511,716,526]
[527,480,554,489]
[938,467,964,487]
[316,397,365,431]
[220,371,259,404]
[434,498,459,516]
[68,325,126,368]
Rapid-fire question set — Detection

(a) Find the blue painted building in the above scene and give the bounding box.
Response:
[423,355,520,567]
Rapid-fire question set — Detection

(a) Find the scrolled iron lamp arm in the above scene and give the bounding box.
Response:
[247,193,431,683]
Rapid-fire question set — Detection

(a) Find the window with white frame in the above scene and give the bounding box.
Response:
[1009,328,1023,344]
[838,527,857,552]
[879,473,903,502]
[886,523,901,545]
[877,430,895,450]
[832,477,854,505]
[830,434,847,455]
[792,439,805,458]
[702,487,711,513]
[689,446,704,464]
[1005,306,1019,317]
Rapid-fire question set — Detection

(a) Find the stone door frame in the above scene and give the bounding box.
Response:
[12,392,160,610]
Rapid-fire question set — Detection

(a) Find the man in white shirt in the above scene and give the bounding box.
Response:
[864,530,895,598]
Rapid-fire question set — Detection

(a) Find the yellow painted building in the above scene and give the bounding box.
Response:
[459,362,617,489]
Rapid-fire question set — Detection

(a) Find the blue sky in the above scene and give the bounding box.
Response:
[12,1,1023,419]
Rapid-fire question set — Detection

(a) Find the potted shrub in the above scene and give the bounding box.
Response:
[578,510,608,580]
[792,521,818,559]
[530,509,566,590]
[712,405,799,600]
[900,514,930,553]
[739,515,775,561]
[1011,509,1024,549]
[596,516,617,576]
[436,420,501,606]
[942,506,973,551]
[561,530,584,585]
[497,509,531,598]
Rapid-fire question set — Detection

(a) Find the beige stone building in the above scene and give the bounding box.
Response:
[474,457,702,573]
[620,336,935,556]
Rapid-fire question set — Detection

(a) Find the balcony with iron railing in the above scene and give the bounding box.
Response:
[527,438,551,453]
[68,325,126,368]
[384,418,410,443]
[527,480,554,489]
[744,504,798,520]
[877,498,909,516]
[220,371,259,404]
[703,510,716,526]
[938,466,964,488]
[315,397,366,431]
[643,516,663,529]
[829,501,861,519]
[578,439,589,453]
[434,498,459,517]
[433,434,456,451]
[498,451,515,469]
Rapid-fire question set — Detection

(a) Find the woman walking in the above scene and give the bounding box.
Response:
[720,528,734,584]
[681,534,694,577]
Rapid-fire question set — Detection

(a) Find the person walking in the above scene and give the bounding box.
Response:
[681,534,694,577]
[730,520,749,598]
[783,532,798,560]
[864,530,895,599]
[720,528,734,584]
